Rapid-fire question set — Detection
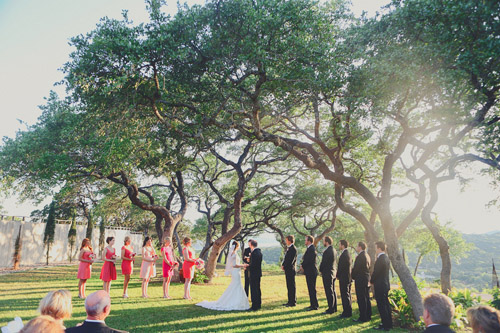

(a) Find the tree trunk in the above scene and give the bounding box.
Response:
[205,193,244,280]
[422,178,452,295]
[13,225,22,270]
[154,213,163,244]
[414,253,423,277]
[379,208,424,320]
[85,211,94,240]
[46,244,50,266]
[173,223,183,257]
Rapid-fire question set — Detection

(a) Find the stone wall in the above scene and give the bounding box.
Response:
[0,218,143,268]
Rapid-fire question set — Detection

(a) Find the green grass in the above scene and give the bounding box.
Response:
[0,261,408,332]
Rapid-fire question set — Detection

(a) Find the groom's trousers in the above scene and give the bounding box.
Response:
[285,269,296,305]
[244,269,250,296]
[250,275,261,310]
[305,273,319,309]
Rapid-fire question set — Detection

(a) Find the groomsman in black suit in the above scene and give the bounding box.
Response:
[371,241,392,331]
[336,239,352,318]
[244,240,263,311]
[281,235,297,307]
[301,235,319,311]
[243,239,253,297]
[351,241,372,323]
[319,236,337,314]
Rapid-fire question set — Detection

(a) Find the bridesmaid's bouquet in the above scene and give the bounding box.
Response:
[89,253,96,261]
[131,252,136,262]
[195,258,205,270]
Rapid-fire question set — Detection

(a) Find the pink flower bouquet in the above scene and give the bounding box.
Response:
[195,258,205,270]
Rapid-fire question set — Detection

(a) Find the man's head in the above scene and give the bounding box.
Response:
[84,291,111,321]
[247,239,253,247]
[305,235,314,246]
[422,293,455,327]
[375,241,386,255]
[357,241,367,253]
[286,235,295,246]
[323,236,332,247]
[249,240,258,250]
[339,239,348,251]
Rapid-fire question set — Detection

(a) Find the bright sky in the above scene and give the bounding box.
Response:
[0,0,498,235]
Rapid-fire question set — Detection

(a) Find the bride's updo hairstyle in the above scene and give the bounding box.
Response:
[231,241,240,251]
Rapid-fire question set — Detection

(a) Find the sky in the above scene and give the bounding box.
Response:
[0,0,498,235]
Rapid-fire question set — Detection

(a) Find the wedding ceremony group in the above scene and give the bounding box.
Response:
[1,0,500,332]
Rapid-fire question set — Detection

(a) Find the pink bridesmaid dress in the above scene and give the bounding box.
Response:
[162,246,174,278]
[121,246,134,275]
[182,247,195,279]
[100,248,117,282]
[77,251,93,279]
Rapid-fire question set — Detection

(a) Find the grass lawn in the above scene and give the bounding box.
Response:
[0,260,409,332]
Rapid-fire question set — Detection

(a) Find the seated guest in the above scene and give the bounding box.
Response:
[38,290,72,328]
[20,315,64,333]
[422,293,455,333]
[65,290,128,333]
[467,305,500,333]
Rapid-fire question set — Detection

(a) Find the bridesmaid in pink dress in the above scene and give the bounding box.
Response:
[182,237,197,300]
[140,236,158,298]
[100,237,117,293]
[77,238,95,299]
[121,236,135,298]
[161,237,178,299]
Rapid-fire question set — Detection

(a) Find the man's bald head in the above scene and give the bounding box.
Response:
[84,290,111,320]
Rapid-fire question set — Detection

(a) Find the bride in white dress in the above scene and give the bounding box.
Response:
[196,241,250,311]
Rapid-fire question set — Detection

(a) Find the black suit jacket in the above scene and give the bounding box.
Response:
[249,248,262,278]
[301,245,318,276]
[319,246,337,277]
[65,321,128,333]
[422,324,455,333]
[351,250,371,286]
[370,253,391,293]
[336,249,352,282]
[282,244,297,272]
[243,247,251,265]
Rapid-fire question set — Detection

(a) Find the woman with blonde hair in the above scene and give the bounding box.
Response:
[38,289,72,328]
[182,237,197,300]
[140,236,158,298]
[467,305,500,333]
[77,238,95,298]
[19,315,64,333]
[161,237,178,299]
[121,236,135,298]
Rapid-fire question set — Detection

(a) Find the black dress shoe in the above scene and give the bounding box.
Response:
[282,303,289,306]
[305,307,318,311]
[339,314,352,318]
[323,310,334,315]
[286,304,296,307]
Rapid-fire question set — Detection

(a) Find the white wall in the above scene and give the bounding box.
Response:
[0,219,143,268]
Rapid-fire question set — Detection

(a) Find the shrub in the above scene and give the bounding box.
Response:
[489,287,500,310]
[449,288,481,308]
[388,288,418,328]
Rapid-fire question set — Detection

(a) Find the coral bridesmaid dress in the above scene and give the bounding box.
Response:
[140,247,157,279]
[77,251,93,279]
[162,246,174,278]
[100,248,117,282]
[121,246,134,275]
[182,247,196,279]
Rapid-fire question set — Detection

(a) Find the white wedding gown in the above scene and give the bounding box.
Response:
[196,251,250,311]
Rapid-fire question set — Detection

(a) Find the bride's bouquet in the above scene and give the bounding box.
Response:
[195,258,205,270]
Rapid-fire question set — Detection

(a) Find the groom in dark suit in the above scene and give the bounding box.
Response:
[244,239,262,311]
[301,235,319,311]
[281,235,297,307]
[319,236,337,314]
[243,239,253,296]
